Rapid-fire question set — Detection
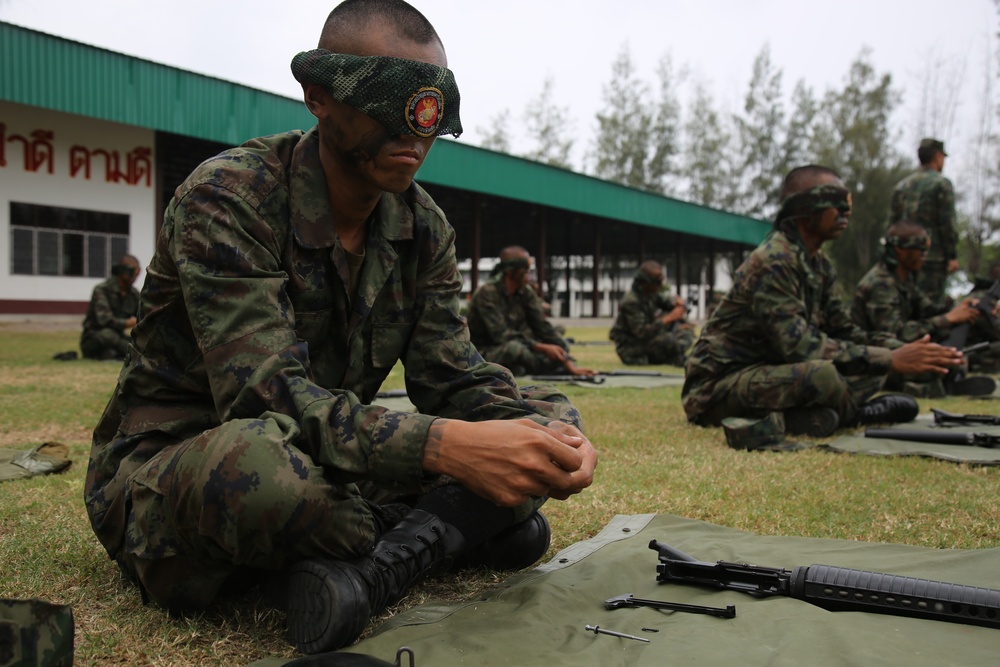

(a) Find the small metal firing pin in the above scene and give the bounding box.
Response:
[584,624,651,643]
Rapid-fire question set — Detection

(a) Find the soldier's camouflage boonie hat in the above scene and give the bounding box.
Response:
[722,413,786,450]
[722,413,811,452]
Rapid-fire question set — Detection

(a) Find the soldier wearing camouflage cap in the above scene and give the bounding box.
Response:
[683,165,963,439]
[888,138,959,309]
[84,0,597,655]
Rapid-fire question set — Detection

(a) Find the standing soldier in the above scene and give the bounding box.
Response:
[888,138,958,308]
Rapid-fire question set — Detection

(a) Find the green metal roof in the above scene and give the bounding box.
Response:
[1,21,770,245]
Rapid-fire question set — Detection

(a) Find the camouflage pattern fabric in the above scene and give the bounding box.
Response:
[851,262,954,396]
[466,278,571,374]
[84,127,582,611]
[963,280,1000,373]
[609,283,694,366]
[79,276,139,360]
[291,50,462,138]
[683,229,899,426]
[774,183,851,228]
[889,167,958,305]
[0,598,73,667]
[851,262,950,342]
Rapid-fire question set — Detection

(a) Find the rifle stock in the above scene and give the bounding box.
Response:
[650,540,1000,630]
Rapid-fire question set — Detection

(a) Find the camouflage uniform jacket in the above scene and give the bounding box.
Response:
[851,261,950,342]
[682,229,899,421]
[609,285,679,346]
[86,127,580,546]
[466,278,566,351]
[888,167,958,264]
[81,277,139,337]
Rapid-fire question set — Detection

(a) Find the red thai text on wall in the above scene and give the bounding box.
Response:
[0,123,152,187]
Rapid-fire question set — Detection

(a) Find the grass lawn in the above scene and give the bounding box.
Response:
[1,321,998,665]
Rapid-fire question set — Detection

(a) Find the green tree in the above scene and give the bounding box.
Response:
[732,45,785,218]
[589,45,680,193]
[682,78,737,210]
[810,50,908,292]
[777,80,819,179]
[475,110,513,154]
[522,77,574,169]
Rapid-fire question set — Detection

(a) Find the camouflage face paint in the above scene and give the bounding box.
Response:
[292,49,463,138]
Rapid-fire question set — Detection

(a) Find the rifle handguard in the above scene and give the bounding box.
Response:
[790,563,1000,628]
[651,540,1000,630]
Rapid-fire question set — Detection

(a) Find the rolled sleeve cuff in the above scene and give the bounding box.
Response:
[366,410,439,492]
[868,346,894,375]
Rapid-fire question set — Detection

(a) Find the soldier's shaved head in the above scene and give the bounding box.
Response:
[319,0,442,53]
[780,165,842,200]
[500,246,530,262]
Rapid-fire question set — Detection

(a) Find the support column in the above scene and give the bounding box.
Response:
[592,222,601,318]
[471,194,482,294]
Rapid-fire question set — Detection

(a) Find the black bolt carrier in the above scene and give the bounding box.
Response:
[605,593,737,618]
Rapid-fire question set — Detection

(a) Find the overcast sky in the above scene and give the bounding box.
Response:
[2,0,998,171]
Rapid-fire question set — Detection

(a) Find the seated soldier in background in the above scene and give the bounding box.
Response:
[963,262,1000,374]
[683,165,963,438]
[467,245,594,376]
[79,254,141,361]
[609,260,694,366]
[851,221,995,397]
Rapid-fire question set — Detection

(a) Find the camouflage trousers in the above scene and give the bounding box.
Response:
[615,327,695,367]
[694,359,885,426]
[478,340,568,375]
[917,261,950,310]
[80,327,130,360]
[111,412,546,612]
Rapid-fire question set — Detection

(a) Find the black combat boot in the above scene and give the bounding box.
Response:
[783,406,841,437]
[948,375,997,397]
[282,509,465,654]
[855,394,919,426]
[455,511,551,571]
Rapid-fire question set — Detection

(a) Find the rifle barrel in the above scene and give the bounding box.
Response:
[864,428,999,448]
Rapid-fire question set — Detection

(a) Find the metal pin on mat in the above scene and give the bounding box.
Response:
[584,624,651,642]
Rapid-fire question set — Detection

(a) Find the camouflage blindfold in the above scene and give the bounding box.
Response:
[883,234,930,251]
[489,257,532,279]
[634,270,664,285]
[291,49,463,138]
[774,184,851,226]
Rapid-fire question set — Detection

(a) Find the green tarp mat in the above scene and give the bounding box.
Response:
[262,513,1000,667]
[826,414,1000,465]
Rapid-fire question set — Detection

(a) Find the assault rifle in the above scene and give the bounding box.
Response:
[530,374,606,384]
[864,428,1000,448]
[932,408,1000,427]
[649,540,1000,630]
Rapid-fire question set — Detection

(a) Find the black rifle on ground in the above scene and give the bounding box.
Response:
[374,389,408,399]
[864,428,1000,448]
[597,370,684,378]
[530,374,606,384]
[932,408,1000,426]
[649,540,1000,630]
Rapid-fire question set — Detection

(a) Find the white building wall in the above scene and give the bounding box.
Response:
[0,101,157,305]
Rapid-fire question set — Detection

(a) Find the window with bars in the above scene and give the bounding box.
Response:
[10,202,130,278]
